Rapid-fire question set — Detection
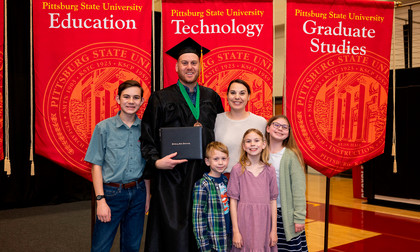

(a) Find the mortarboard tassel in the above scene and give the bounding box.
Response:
[201,48,204,84]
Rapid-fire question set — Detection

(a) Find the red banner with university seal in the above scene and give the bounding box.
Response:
[285,0,394,177]
[0,0,3,161]
[162,0,273,119]
[33,0,152,180]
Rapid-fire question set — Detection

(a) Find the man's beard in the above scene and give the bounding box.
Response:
[179,72,199,85]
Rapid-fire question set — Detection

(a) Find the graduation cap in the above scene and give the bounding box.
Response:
[166,37,210,60]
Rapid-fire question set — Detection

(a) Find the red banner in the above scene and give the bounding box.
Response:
[162,0,273,119]
[0,0,3,161]
[33,0,152,180]
[285,0,394,177]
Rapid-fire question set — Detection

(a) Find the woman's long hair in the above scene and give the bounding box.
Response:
[265,115,305,169]
[239,128,270,174]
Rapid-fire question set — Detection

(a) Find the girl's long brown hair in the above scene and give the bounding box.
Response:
[265,115,305,169]
[239,128,270,174]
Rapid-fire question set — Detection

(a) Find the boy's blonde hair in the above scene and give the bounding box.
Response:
[239,128,270,174]
[206,141,229,158]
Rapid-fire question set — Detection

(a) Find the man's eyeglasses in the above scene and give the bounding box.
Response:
[271,122,289,130]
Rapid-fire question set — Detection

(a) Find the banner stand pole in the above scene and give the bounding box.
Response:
[324,176,331,252]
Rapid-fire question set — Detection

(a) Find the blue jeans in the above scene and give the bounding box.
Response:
[91,180,146,252]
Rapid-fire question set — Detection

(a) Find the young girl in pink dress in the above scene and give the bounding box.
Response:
[227,128,278,251]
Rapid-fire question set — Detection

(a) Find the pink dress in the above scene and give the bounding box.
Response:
[227,163,279,252]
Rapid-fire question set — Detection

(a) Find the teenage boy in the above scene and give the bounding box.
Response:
[85,80,150,252]
[192,141,232,252]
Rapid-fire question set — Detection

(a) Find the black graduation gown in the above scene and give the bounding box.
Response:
[141,84,224,252]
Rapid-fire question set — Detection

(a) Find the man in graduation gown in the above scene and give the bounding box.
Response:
[141,37,224,252]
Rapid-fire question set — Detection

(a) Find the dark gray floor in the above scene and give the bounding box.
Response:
[0,200,146,252]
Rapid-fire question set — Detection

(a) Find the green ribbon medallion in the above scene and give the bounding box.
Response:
[178,80,200,121]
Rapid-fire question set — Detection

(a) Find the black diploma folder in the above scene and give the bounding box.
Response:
[160,127,203,159]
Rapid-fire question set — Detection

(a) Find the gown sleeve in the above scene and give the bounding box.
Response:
[215,93,224,114]
[140,93,162,180]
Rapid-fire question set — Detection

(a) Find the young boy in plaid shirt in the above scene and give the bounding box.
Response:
[193,141,232,252]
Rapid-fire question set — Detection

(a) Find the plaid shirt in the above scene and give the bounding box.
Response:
[193,173,231,252]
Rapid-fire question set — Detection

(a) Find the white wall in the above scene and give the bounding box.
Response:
[274,0,286,97]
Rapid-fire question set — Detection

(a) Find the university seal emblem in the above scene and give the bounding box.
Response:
[203,46,273,119]
[290,52,389,174]
[43,42,151,170]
